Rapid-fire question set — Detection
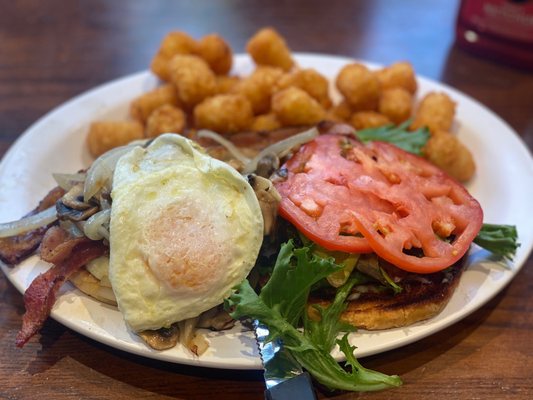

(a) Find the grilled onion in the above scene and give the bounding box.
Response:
[0,206,57,238]
[52,172,86,191]
[83,209,111,241]
[197,129,251,164]
[83,141,147,202]
[242,127,318,174]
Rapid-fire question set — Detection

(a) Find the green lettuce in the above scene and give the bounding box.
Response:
[226,240,402,392]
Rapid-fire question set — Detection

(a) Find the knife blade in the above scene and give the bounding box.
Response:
[253,320,317,400]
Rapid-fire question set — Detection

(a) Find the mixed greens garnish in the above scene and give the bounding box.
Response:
[227,240,402,392]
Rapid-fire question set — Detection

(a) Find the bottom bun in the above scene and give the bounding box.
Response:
[309,258,465,330]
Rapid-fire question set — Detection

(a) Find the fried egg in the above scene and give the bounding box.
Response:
[108,134,263,332]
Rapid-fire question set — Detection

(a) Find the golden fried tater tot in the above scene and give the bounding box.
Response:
[234,66,284,114]
[376,62,417,94]
[193,94,253,134]
[411,92,456,133]
[145,104,187,138]
[278,68,332,108]
[196,34,233,75]
[150,31,198,81]
[169,54,216,109]
[250,113,282,132]
[378,88,413,124]
[335,63,380,111]
[423,130,475,182]
[350,111,391,130]
[130,84,179,123]
[215,75,240,94]
[246,27,294,71]
[272,87,326,126]
[87,121,144,158]
[326,100,353,122]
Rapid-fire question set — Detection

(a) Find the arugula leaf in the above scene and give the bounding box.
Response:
[354,120,430,155]
[226,240,402,392]
[474,223,520,260]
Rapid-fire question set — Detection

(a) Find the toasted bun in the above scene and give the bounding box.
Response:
[309,258,465,330]
[69,269,117,306]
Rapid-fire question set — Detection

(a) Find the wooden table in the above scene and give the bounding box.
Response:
[1,1,532,399]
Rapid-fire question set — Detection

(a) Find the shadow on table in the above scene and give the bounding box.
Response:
[28,324,264,399]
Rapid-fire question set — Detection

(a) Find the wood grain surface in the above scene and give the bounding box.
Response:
[1,1,532,399]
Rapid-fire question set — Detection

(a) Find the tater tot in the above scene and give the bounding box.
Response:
[87,121,144,158]
[251,113,282,132]
[169,54,216,109]
[246,27,294,71]
[350,111,391,130]
[378,88,413,124]
[215,75,240,94]
[130,84,179,123]
[278,68,332,108]
[376,62,417,94]
[150,31,198,81]
[196,34,233,75]
[193,94,253,134]
[423,130,475,182]
[145,104,186,137]
[234,66,284,114]
[335,63,380,110]
[326,100,353,122]
[272,87,326,126]
[411,92,456,133]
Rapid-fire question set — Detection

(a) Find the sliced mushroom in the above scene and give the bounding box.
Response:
[56,201,99,222]
[61,183,93,210]
[138,325,180,351]
[247,174,281,235]
[56,183,100,222]
[255,153,280,178]
[198,306,236,331]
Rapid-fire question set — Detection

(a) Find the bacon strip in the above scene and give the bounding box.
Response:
[0,187,65,265]
[15,237,106,347]
[40,226,89,264]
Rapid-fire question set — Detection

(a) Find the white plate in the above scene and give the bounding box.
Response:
[1,54,532,370]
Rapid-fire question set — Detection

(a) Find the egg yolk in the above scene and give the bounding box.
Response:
[143,201,229,294]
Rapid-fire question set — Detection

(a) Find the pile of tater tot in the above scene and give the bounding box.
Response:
[87,27,475,182]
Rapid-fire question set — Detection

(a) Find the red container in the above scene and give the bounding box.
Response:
[455,0,533,69]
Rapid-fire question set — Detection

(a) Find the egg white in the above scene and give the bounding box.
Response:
[108,134,263,332]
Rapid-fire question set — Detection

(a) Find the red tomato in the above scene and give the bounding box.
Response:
[274,134,483,273]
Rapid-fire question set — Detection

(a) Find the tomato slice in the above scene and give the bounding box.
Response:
[274,134,483,273]
[276,136,376,253]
